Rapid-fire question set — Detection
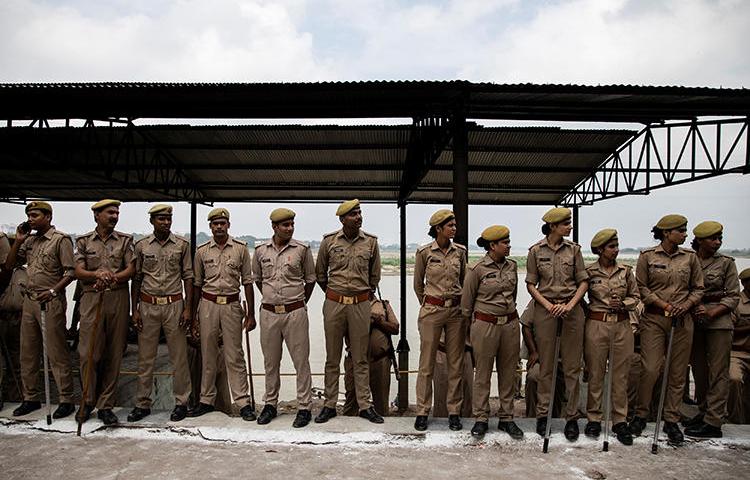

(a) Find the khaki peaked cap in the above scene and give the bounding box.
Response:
[148,204,173,216]
[25,201,52,214]
[270,208,296,223]
[336,199,360,216]
[91,199,121,211]
[591,228,618,251]
[429,209,455,226]
[542,207,571,224]
[655,214,687,230]
[693,221,723,239]
[207,207,230,221]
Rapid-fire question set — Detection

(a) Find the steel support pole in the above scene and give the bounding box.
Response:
[397,203,410,412]
[190,201,197,259]
[572,205,580,243]
[452,115,469,246]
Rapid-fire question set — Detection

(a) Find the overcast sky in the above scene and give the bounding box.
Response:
[1,0,748,250]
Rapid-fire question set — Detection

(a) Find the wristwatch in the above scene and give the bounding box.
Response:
[49,288,58,298]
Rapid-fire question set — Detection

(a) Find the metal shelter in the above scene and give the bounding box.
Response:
[2,81,749,410]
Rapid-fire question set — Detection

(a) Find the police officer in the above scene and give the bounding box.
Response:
[4,201,76,418]
[315,199,383,424]
[189,207,256,421]
[683,221,739,438]
[630,214,704,444]
[462,225,523,439]
[413,209,467,431]
[584,229,639,445]
[128,204,193,423]
[525,207,588,440]
[252,208,316,428]
[727,267,750,423]
[74,199,135,425]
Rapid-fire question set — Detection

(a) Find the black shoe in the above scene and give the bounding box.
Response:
[97,409,119,426]
[53,402,75,419]
[681,413,704,428]
[359,407,384,424]
[240,404,257,421]
[257,405,277,425]
[127,407,151,423]
[76,404,94,423]
[584,421,601,438]
[471,421,488,437]
[187,402,215,418]
[293,409,311,428]
[170,405,188,422]
[564,419,579,441]
[12,401,41,417]
[314,406,337,424]
[629,415,647,436]
[414,415,428,431]
[448,414,462,431]
[663,421,684,444]
[536,417,547,437]
[685,421,722,438]
[498,420,524,440]
[612,422,633,446]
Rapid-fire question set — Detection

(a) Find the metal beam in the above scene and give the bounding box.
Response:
[396,203,409,412]
[453,114,469,247]
[399,116,452,205]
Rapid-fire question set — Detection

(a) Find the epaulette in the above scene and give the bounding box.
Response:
[115,230,133,239]
[134,236,150,245]
[323,230,338,239]
[231,237,247,246]
[197,240,211,250]
[80,230,96,239]
[681,247,695,254]
[290,239,310,249]
[416,243,431,253]
[507,257,518,266]
[361,230,377,239]
[467,261,480,271]
[585,260,599,271]
[172,234,189,244]
[454,242,466,250]
[52,229,72,240]
[640,246,657,254]
[528,239,545,251]
[563,238,580,248]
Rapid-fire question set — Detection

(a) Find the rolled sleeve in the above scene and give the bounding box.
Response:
[413,249,426,302]
[720,259,740,311]
[181,242,194,281]
[74,237,87,265]
[315,238,330,284]
[193,249,204,288]
[241,248,254,286]
[623,267,640,310]
[573,247,588,284]
[369,241,381,290]
[460,268,478,318]
[59,236,76,278]
[250,248,263,283]
[303,247,317,284]
[636,252,659,306]
[687,254,705,306]
[525,248,539,285]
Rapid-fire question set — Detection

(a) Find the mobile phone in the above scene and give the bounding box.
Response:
[19,221,31,234]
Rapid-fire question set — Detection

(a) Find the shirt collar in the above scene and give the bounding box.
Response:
[210,235,234,248]
[429,240,455,253]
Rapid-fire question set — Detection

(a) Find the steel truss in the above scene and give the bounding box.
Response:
[560,117,749,206]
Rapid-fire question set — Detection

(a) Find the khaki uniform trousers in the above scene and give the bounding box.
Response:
[343,354,391,416]
[0,311,22,402]
[690,327,732,427]
[471,318,519,422]
[135,300,191,408]
[525,362,565,418]
[20,296,74,403]
[584,318,633,424]
[198,300,250,407]
[433,349,473,417]
[636,312,694,423]
[322,299,371,410]
[416,304,465,416]
[259,307,312,409]
[727,353,749,424]
[532,302,584,420]
[78,289,129,409]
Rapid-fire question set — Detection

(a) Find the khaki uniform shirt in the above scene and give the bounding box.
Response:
[316,229,381,295]
[75,230,135,292]
[252,238,316,304]
[0,232,10,265]
[636,245,704,307]
[413,240,467,303]
[134,233,193,296]
[16,227,75,292]
[193,236,252,295]
[461,254,517,318]
[697,253,739,330]
[525,238,588,300]
[585,261,640,312]
[733,291,750,355]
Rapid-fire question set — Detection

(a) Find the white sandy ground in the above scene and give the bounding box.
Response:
[1,403,750,480]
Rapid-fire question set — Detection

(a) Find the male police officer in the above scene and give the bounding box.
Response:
[189,208,256,421]
[75,199,135,425]
[5,201,76,418]
[252,208,316,428]
[315,199,383,424]
[128,204,193,423]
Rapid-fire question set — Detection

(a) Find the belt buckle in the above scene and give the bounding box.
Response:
[497,315,507,325]
[274,305,286,314]
[216,295,227,305]
[156,296,168,305]
[444,299,453,307]
[342,296,354,305]
[664,310,672,317]
[605,312,617,323]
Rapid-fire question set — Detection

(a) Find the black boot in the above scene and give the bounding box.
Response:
[12,401,41,417]
[187,402,215,418]
[53,402,75,419]
[170,405,188,422]
[76,404,94,423]
[536,417,547,437]
[564,419,579,441]
[584,421,601,438]
[240,404,257,421]
[293,409,311,428]
[127,407,151,422]
[257,405,277,425]
[471,421,488,437]
[97,409,119,426]
[681,412,704,428]
[663,421,684,445]
[448,415,462,431]
[314,406,337,424]
[414,415,428,431]
[685,421,722,438]
[612,422,633,446]
[498,420,524,440]
[629,415,647,436]
[359,407,384,424]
